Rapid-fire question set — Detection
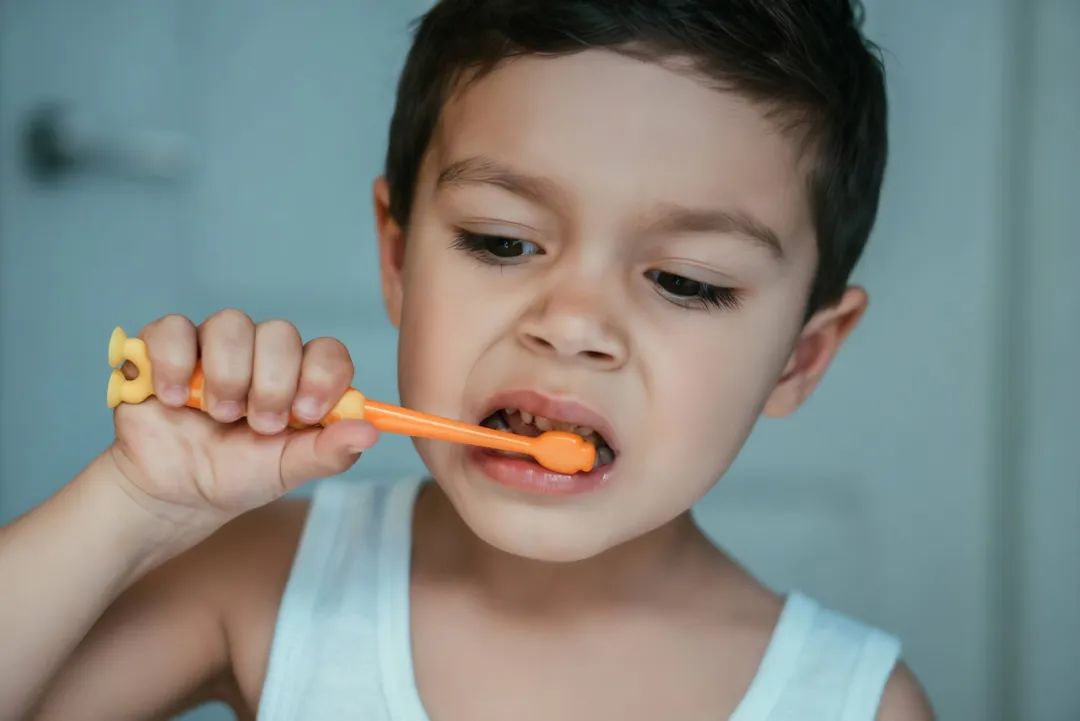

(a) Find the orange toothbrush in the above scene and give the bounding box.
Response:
[105,327,595,475]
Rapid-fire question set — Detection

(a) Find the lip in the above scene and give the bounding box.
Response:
[477,388,620,453]
[468,446,616,496]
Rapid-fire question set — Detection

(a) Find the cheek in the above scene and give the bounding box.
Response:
[647,315,796,473]
[398,253,461,413]
[396,234,504,414]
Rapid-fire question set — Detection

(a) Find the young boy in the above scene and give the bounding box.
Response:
[2,1,935,719]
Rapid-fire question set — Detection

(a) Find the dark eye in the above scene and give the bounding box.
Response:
[646,270,741,311]
[654,272,702,297]
[451,230,542,262]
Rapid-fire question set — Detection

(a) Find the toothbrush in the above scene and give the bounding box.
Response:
[105,327,595,475]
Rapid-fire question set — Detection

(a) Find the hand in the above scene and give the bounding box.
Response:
[108,310,378,532]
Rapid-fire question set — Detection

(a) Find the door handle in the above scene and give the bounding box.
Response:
[22,103,192,183]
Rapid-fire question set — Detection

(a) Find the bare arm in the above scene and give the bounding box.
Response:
[0,451,221,719]
[2,311,373,718]
[13,468,309,721]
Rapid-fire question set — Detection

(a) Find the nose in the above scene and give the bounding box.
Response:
[516,290,628,370]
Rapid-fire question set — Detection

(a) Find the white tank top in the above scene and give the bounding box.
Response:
[257,477,901,720]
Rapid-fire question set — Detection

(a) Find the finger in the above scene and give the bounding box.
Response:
[197,308,255,422]
[139,315,197,407]
[279,420,379,490]
[247,320,303,435]
[291,337,355,424]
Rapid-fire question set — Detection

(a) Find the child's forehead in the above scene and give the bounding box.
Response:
[426,51,816,250]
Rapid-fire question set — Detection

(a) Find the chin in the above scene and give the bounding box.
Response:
[426,459,619,564]
[465,509,617,563]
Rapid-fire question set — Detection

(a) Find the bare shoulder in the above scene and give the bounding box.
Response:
[876,661,935,721]
[709,543,933,721]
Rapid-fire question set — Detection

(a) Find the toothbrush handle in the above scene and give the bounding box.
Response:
[362,400,536,456]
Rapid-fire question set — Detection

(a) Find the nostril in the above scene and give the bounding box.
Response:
[525,334,556,353]
[581,350,613,362]
[520,329,620,366]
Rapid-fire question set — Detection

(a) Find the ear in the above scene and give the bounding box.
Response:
[373,176,406,328]
[763,286,869,417]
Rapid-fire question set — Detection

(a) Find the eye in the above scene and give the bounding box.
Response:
[645,270,741,311]
[451,230,543,263]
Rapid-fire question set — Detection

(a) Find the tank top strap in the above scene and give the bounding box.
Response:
[257,476,428,721]
[729,591,901,721]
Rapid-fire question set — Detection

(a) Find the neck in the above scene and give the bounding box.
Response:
[412,481,715,619]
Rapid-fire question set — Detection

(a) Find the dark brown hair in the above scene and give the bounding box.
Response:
[385,0,888,315]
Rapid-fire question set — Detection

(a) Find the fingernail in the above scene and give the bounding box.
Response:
[162,385,187,406]
[214,400,242,420]
[251,411,287,433]
[294,396,321,421]
[346,444,367,454]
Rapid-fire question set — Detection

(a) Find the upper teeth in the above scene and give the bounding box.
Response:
[507,409,601,443]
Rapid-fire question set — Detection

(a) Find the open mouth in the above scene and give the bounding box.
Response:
[479,408,618,469]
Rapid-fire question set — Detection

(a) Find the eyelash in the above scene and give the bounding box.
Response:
[450,229,741,312]
[450,229,542,264]
[645,270,741,311]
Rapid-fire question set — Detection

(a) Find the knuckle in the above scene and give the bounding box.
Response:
[141,317,195,387]
[202,311,254,366]
[254,322,302,388]
[205,307,253,335]
[311,336,352,367]
[310,336,348,356]
[159,313,194,332]
[138,317,163,342]
[302,337,353,390]
[258,318,301,341]
[152,319,194,353]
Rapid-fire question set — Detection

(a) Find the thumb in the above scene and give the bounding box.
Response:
[278,419,379,491]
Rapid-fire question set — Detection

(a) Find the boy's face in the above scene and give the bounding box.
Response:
[376,51,863,562]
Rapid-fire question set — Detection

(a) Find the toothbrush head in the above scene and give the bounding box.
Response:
[531,431,596,475]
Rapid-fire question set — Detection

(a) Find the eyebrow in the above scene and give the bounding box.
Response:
[437,155,784,259]
[437,156,563,207]
[644,203,785,259]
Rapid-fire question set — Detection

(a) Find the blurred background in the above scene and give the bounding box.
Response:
[1,1,1077,719]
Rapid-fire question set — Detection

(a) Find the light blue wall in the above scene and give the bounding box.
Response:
[0,4,429,720]
[1014,2,1080,718]
[0,0,431,522]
